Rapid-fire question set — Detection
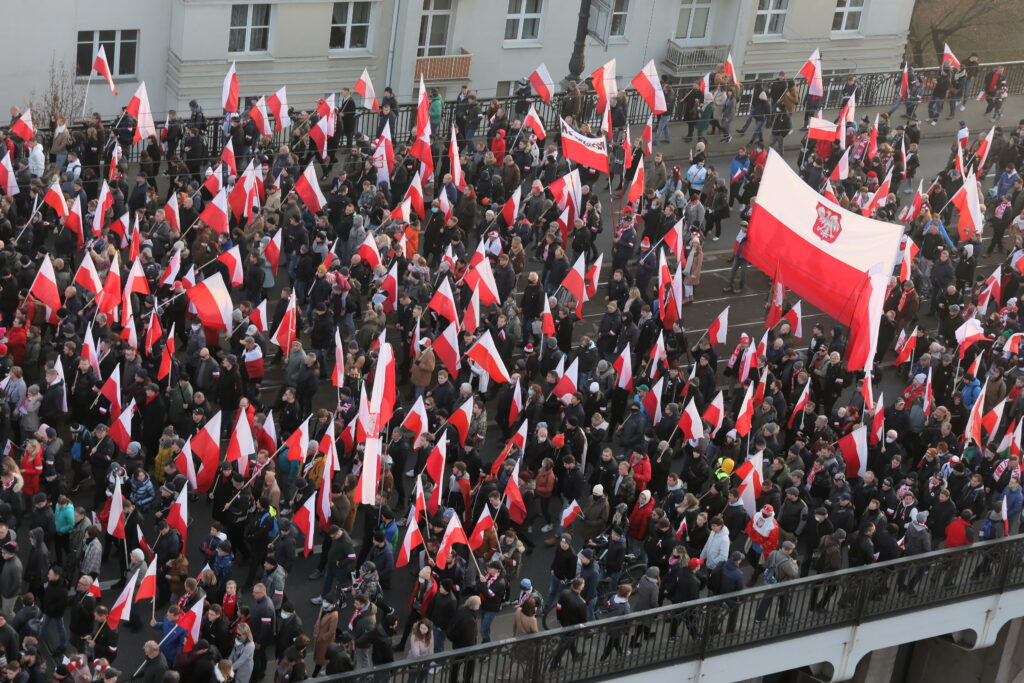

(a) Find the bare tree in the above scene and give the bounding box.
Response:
[26,52,86,130]
[907,0,1024,66]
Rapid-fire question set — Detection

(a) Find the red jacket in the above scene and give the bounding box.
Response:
[629,454,652,492]
[408,576,437,615]
[628,498,654,541]
[944,518,974,548]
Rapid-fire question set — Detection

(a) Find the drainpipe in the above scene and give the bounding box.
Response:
[386,0,402,88]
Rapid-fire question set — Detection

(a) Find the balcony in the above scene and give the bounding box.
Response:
[414,48,472,82]
[662,41,730,79]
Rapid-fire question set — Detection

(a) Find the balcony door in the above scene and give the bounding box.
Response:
[418,0,453,57]
[674,0,713,45]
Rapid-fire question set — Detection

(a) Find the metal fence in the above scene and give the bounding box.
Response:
[43,60,1024,169]
[314,535,1024,682]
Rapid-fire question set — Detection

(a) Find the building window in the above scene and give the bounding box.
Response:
[832,0,863,32]
[76,30,138,77]
[229,4,271,53]
[753,0,788,36]
[330,2,371,50]
[505,0,542,41]
[609,0,629,36]
[675,0,711,40]
[418,0,452,57]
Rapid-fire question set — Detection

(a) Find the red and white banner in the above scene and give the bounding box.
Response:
[560,118,609,174]
[746,150,900,371]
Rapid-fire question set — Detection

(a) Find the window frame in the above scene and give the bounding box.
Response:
[832,0,864,33]
[76,29,139,79]
[228,3,272,55]
[329,1,373,51]
[418,0,453,57]
[504,0,543,42]
[753,0,788,36]
[609,0,629,37]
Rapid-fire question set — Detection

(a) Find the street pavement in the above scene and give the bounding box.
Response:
[63,95,1023,677]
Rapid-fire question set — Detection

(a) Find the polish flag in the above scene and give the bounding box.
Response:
[899,238,919,283]
[561,253,588,318]
[177,593,206,653]
[249,96,272,136]
[723,52,742,88]
[586,253,603,299]
[28,255,61,314]
[765,269,785,328]
[922,367,935,417]
[222,62,240,113]
[837,92,856,146]
[560,499,584,528]
[266,86,291,130]
[260,227,282,278]
[829,147,850,182]
[381,262,398,315]
[591,58,617,112]
[410,76,434,179]
[82,323,100,375]
[700,391,723,437]
[271,291,298,353]
[436,513,469,570]
[640,114,653,156]
[92,46,118,95]
[782,300,803,339]
[121,260,150,298]
[372,120,396,176]
[965,379,989,447]
[627,154,645,205]
[523,105,546,139]
[501,185,522,227]
[787,381,810,429]
[860,169,892,217]
[221,138,238,176]
[559,118,609,174]
[433,322,461,376]
[191,410,223,492]
[952,171,983,241]
[401,396,429,441]
[202,165,224,197]
[955,317,989,358]
[94,250,122,315]
[135,558,158,602]
[734,381,756,437]
[642,377,663,425]
[10,109,34,140]
[106,477,127,539]
[428,276,459,323]
[866,114,880,160]
[105,568,139,630]
[282,414,311,463]
[368,338,397,432]
[679,397,705,441]
[448,397,474,447]
[978,265,1002,314]
[425,437,446,514]
[551,358,580,400]
[309,114,331,161]
[226,408,255,477]
[390,198,412,224]
[700,305,729,346]
[976,126,995,171]
[734,451,763,516]
[838,425,868,479]
[982,398,1006,443]
[861,368,875,412]
[799,48,824,97]
[405,171,425,220]
[942,43,961,69]
[107,393,134,449]
[355,68,379,111]
[0,154,18,195]
[745,150,899,373]
[509,382,523,427]
[198,187,229,233]
[528,63,555,105]
[466,330,511,384]
[869,390,885,445]
[125,82,156,143]
[807,116,838,142]
[504,459,528,524]
[894,326,918,365]
[353,436,381,504]
[467,507,495,551]
[92,180,114,236]
[167,484,189,547]
[291,493,317,557]
[613,342,634,392]
[43,182,68,217]
[188,272,233,330]
[464,252,500,305]
[631,60,667,114]
[357,233,382,269]
[396,515,424,567]
[449,127,466,190]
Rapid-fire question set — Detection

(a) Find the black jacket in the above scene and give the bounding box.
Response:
[555,589,588,627]
[446,606,479,648]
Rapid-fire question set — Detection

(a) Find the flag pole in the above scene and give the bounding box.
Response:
[81,72,93,119]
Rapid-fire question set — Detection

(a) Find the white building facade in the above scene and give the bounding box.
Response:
[0,0,915,121]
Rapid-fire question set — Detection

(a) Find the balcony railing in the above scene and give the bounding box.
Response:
[662,41,730,78]
[414,48,472,82]
[313,535,1024,682]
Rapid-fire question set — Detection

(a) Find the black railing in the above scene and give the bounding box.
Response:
[316,535,1024,682]
[45,60,1024,168]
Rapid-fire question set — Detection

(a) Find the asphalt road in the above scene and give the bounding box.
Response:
[58,97,1019,678]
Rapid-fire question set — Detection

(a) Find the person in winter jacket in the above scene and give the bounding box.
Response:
[129,468,156,513]
[630,567,660,647]
[597,584,632,661]
[628,490,655,558]
[944,510,975,548]
[700,516,731,569]
[744,505,780,584]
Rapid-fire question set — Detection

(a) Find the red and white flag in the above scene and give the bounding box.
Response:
[627,153,645,205]
[10,109,34,141]
[410,76,434,179]
[501,185,522,227]
[976,126,995,171]
[466,330,511,384]
[353,437,381,504]
[807,115,837,141]
[428,276,459,323]
[505,459,528,523]
[222,62,240,113]
[357,233,382,269]
[894,326,918,365]
[28,254,61,314]
[92,46,119,95]
[467,507,495,551]
[105,568,139,630]
[706,306,729,345]
[106,477,127,540]
[396,516,424,568]
[679,397,705,441]
[942,43,961,69]
[829,147,850,181]
[734,381,756,437]
[249,96,272,136]
[765,269,785,328]
[614,342,633,392]
[266,86,291,130]
[642,377,663,425]
[401,396,429,441]
[952,171,983,241]
[965,379,989,447]
[783,300,803,339]
[703,391,724,436]
[216,245,244,287]
[198,187,229,233]
[560,499,583,528]
[355,68,379,111]
[955,317,989,358]
[551,358,580,400]
[436,513,469,570]
[0,154,18,196]
[838,425,868,479]
[187,272,233,330]
[870,390,885,445]
[799,48,824,97]
[523,105,546,140]
[735,452,763,516]
[591,58,617,113]
[190,410,223,492]
[978,265,1002,314]
[135,558,158,602]
[723,52,741,88]
[405,171,426,220]
[860,169,892,217]
[125,82,156,143]
[292,493,317,557]
[788,381,810,429]
[272,290,298,353]
[528,63,555,105]
[631,60,667,114]
[167,484,189,547]
[43,182,68,217]
[448,397,474,447]
[433,323,461,376]
[226,408,255,476]
[449,127,466,190]
[559,118,609,173]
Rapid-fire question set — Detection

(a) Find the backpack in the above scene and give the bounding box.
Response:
[274,654,301,683]
[70,429,92,463]
[706,562,725,594]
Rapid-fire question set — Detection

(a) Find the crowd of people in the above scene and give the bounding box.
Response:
[0,47,1017,683]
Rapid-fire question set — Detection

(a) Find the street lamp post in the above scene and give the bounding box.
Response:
[565,0,591,86]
